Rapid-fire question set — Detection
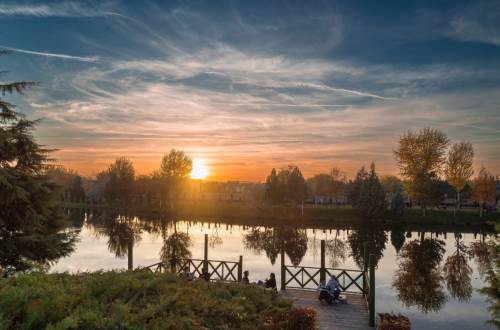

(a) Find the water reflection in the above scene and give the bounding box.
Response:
[443,233,472,302]
[47,209,499,329]
[326,232,347,268]
[348,227,387,268]
[471,234,500,328]
[160,228,192,270]
[243,227,308,266]
[393,235,446,313]
[390,227,406,254]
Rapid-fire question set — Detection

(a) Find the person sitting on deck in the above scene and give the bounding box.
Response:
[181,266,194,281]
[199,269,211,282]
[241,270,250,284]
[326,276,341,300]
[264,273,276,290]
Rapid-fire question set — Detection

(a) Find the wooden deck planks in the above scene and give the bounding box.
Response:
[281,289,372,330]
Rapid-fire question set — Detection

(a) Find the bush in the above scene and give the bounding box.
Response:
[0,271,310,329]
[264,307,316,330]
[378,313,411,330]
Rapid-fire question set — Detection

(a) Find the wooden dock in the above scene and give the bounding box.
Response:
[281,289,372,330]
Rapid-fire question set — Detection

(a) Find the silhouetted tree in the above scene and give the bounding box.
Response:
[349,163,386,218]
[0,53,75,273]
[158,149,192,209]
[265,166,306,206]
[104,157,135,204]
[68,175,85,202]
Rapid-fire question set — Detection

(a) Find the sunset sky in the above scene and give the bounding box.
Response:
[1,1,499,181]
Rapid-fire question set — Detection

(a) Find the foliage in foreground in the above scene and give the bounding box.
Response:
[0,271,315,330]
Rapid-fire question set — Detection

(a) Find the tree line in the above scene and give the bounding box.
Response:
[50,127,498,220]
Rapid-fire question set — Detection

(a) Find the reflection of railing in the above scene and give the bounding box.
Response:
[142,234,243,283]
[280,240,376,327]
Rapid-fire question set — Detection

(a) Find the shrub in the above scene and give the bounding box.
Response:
[264,307,316,330]
[0,271,311,329]
[378,313,411,330]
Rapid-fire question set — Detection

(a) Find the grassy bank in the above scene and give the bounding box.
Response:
[0,271,315,329]
[65,200,497,228]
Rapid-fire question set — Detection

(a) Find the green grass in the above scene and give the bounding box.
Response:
[0,271,314,330]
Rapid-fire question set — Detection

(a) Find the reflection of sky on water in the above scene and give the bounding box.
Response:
[51,219,495,330]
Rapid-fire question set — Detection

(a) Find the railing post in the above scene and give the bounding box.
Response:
[238,255,243,282]
[369,253,376,327]
[203,233,208,273]
[320,240,326,285]
[127,240,133,271]
[363,242,368,296]
[280,243,286,291]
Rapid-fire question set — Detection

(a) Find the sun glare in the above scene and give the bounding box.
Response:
[191,158,209,179]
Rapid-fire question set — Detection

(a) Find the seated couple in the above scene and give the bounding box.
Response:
[241,270,277,291]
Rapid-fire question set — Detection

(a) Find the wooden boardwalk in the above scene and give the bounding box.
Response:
[281,289,372,330]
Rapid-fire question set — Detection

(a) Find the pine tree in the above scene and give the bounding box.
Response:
[357,163,387,218]
[0,52,75,273]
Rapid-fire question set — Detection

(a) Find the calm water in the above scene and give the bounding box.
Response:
[52,209,496,330]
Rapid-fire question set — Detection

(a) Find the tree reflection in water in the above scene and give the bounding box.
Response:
[348,227,387,269]
[326,230,347,268]
[87,210,144,269]
[390,227,406,254]
[243,227,307,266]
[393,235,446,313]
[443,233,472,302]
[471,233,500,328]
[160,229,192,270]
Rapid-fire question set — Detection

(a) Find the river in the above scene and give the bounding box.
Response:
[51,209,497,330]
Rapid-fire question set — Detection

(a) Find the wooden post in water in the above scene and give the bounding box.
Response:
[127,240,133,271]
[280,243,286,291]
[238,255,243,282]
[320,240,326,285]
[363,242,368,296]
[369,253,376,327]
[203,233,208,274]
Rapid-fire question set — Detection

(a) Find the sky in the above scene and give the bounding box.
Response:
[1,0,499,181]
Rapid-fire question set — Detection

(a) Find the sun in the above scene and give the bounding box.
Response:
[191,158,209,179]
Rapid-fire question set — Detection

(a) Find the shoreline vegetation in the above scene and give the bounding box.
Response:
[63,201,498,229]
[0,271,315,329]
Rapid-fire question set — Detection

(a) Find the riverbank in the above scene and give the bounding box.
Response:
[0,271,315,329]
[64,201,497,229]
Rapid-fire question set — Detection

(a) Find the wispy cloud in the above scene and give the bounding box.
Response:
[8,2,498,179]
[0,2,125,18]
[447,2,500,46]
[1,46,99,62]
